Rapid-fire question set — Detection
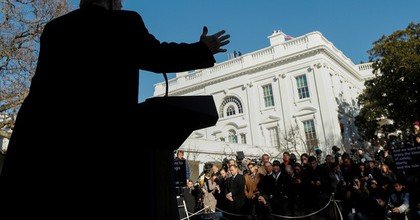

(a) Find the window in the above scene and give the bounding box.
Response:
[228,130,238,143]
[219,96,243,118]
[226,105,236,116]
[262,84,275,107]
[268,127,280,148]
[296,75,310,99]
[303,120,317,149]
[240,133,247,144]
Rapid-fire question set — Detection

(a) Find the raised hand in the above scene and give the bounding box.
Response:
[200,26,230,54]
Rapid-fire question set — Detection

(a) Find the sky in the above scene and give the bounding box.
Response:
[70,0,420,102]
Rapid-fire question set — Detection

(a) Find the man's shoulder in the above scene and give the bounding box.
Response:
[46,9,142,25]
[112,10,142,20]
[44,9,79,28]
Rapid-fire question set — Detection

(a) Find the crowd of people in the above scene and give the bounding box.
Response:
[178,125,420,220]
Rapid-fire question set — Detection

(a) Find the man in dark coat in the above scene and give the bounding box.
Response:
[226,165,246,216]
[0,0,229,219]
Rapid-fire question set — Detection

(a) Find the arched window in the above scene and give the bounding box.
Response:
[226,105,236,116]
[228,130,238,143]
[219,96,243,118]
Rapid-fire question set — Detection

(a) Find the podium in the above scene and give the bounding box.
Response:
[137,96,218,151]
[136,95,218,220]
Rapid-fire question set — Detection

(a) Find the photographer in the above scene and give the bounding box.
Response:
[254,192,274,220]
[182,180,202,216]
[346,177,370,220]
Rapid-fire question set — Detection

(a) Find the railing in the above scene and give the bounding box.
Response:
[154,32,365,94]
[357,63,373,71]
[185,71,202,81]
[251,47,274,59]
[283,36,309,49]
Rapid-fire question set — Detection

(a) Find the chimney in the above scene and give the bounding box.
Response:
[268,30,286,46]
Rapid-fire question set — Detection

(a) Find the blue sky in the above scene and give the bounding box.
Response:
[70,0,420,102]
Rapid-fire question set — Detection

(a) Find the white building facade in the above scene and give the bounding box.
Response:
[152,31,374,168]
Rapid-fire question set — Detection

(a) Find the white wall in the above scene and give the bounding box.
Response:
[153,31,374,166]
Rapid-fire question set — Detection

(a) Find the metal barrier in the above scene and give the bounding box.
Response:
[214,193,344,220]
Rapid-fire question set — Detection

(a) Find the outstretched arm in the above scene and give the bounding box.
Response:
[133,13,230,73]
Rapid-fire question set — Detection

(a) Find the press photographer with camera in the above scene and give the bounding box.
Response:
[347,177,370,220]
[181,180,202,217]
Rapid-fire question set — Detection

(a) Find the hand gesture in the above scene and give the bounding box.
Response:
[258,196,267,204]
[200,26,230,54]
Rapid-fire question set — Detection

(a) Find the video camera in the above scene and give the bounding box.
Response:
[332,145,341,159]
[221,157,229,171]
[203,162,213,175]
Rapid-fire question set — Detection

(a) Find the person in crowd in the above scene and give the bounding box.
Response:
[325,154,335,165]
[319,154,335,175]
[380,164,397,195]
[356,162,372,188]
[244,162,261,215]
[211,164,220,177]
[254,193,273,220]
[291,163,305,216]
[413,121,420,135]
[300,153,310,170]
[203,173,219,212]
[302,156,325,212]
[174,149,190,184]
[414,133,420,147]
[289,153,298,166]
[226,165,246,215]
[280,152,291,173]
[282,164,299,216]
[258,161,274,201]
[341,154,357,186]
[386,180,409,220]
[367,179,386,220]
[366,159,382,182]
[346,177,370,220]
[324,162,346,198]
[270,160,286,215]
[182,180,201,215]
[215,168,229,212]
[258,154,271,176]
[227,159,243,176]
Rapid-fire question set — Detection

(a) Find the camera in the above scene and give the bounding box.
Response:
[203,162,213,174]
[251,158,259,165]
[221,157,229,171]
[332,145,341,158]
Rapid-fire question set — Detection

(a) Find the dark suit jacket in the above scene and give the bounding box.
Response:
[0,5,215,220]
[227,173,246,212]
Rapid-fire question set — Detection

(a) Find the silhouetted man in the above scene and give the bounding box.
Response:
[0,0,229,219]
